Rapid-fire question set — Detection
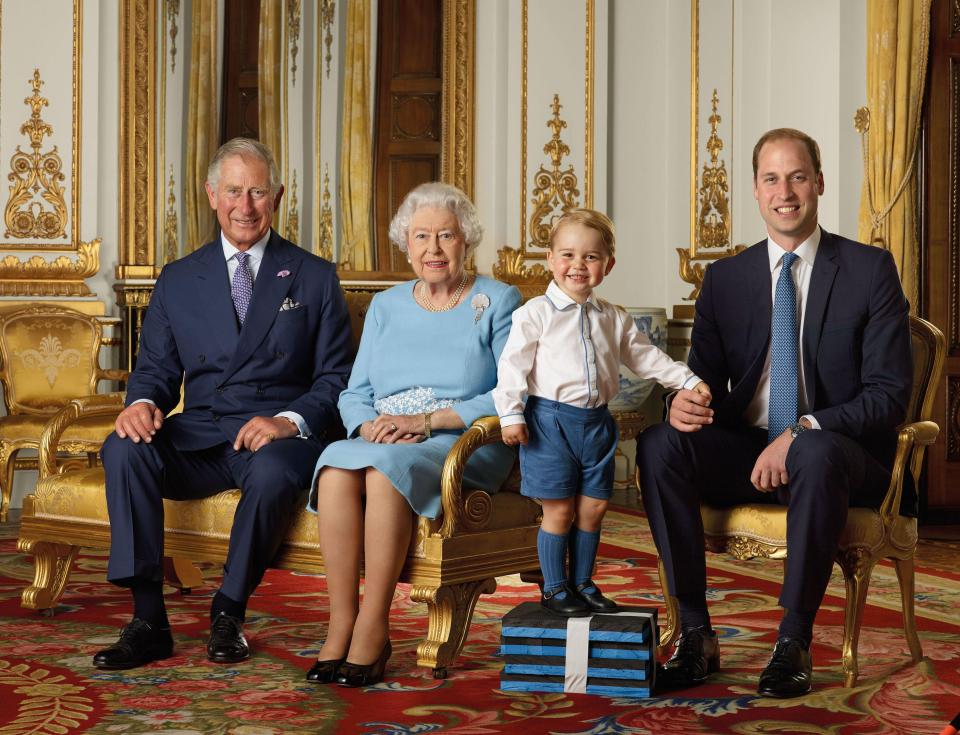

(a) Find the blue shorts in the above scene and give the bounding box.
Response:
[519,396,619,500]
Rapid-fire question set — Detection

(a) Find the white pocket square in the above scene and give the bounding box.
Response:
[280,297,302,311]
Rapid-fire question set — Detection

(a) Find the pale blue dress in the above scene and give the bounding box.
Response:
[307,276,521,518]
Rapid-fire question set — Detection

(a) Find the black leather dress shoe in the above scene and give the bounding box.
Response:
[657,625,720,690]
[575,580,618,612]
[306,657,345,684]
[92,618,174,670]
[757,636,812,698]
[207,612,250,663]
[541,584,591,617]
[335,640,392,687]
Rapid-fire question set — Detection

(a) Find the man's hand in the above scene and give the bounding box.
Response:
[115,403,164,443]
[501,424,528,446]
[750,430,791,491]
[234,416,299,452]
[364,414,425,444]
[668,387,714,432]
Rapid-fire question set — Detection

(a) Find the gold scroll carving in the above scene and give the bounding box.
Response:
[677,89,745,303]
[287,0,301,85]
[0,240,99,297]
[318,165,333,261]
[320,0,335,78]
[4,70,68,241]
[286,171,300,243]
[166,0,180,72]
[163,167,179,264]
[528,94,580,250]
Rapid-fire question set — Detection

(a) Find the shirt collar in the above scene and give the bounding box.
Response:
[544,279,603,311]
[221,229,271,263]
[766,225,820,272]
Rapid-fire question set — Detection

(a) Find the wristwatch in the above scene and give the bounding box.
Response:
[789,421,808,439]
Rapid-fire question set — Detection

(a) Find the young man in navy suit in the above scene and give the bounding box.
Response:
[638,129,912,697]
[93,139,353,669]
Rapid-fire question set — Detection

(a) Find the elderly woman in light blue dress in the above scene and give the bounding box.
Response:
[305,182,521,687]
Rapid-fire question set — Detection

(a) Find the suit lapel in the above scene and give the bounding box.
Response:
[746,240,773,365]
[193,240,240,357]
[223,231,298,379]
[802,229,839,409]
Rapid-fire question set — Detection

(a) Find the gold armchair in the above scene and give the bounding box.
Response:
[0,306,127,522]
[655,315,945,687]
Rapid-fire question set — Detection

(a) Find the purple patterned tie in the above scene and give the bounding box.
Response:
[231,251,253,325]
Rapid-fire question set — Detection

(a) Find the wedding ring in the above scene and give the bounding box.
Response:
[390,423,398,432]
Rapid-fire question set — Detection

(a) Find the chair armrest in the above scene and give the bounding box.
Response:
[437,416,504,539]
[38,393,125,480]
[97,368,130,384]
[878,420,940,525]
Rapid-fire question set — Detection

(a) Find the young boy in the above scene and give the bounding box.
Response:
[493,208,711,616]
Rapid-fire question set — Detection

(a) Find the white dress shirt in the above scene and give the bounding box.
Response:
[743,226,821,431]
[494,281,701,427]
[135,230,310,438]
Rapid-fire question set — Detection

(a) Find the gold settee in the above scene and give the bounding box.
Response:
[16,291,542,678]
[655,315,945,687]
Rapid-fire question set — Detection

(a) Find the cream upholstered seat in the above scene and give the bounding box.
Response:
[0,306,127,522]
[16,290,542,679]
[654,315,945,687]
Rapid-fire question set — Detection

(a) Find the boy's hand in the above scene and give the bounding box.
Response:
[502,424,528,446]
[692,381,712,403]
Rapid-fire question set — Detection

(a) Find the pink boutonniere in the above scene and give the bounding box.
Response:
[277,269,291,278]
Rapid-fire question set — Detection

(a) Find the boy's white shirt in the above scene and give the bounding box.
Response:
[493,281,701,427]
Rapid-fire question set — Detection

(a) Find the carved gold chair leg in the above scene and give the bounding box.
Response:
[893,555,923,663]
[412,577,497,679]
[657,557,680,659]
[163,556,204,593]
[0,444,15,523]
[839,551,875,687]
[16,537,80,612]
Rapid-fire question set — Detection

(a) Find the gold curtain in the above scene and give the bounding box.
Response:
[185,0,219,250]
[857,0,931,309]
[339,0,374,270]
[259,0,284,231]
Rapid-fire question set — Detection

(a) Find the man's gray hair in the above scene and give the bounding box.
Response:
[388,182,483,254]
[206,138,282,193]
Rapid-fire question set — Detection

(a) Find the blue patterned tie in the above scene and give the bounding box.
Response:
[231,251,254,325]
[768,252,799,443]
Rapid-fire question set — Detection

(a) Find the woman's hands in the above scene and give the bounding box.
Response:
[361,413,426,444]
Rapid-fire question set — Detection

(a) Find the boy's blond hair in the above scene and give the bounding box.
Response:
[548,208,616,256]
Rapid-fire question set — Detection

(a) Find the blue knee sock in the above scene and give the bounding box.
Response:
[538,529,569,596]
[569,526,601,593]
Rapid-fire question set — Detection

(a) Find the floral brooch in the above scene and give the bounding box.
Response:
[471,293,490,323]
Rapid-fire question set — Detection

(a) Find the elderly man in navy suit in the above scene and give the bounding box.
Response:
[93,139,353,669]
[638,129,912,697]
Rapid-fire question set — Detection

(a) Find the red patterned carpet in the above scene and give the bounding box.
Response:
[2,507,959,734]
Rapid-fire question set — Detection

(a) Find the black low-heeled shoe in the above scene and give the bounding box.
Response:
[335,640,392,688]
[306,657,346,684]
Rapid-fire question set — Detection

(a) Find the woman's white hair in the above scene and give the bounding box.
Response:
[388,182,483,254]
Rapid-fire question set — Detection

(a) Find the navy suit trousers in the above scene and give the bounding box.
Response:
[102,429,323,602]
[637,422,890,614]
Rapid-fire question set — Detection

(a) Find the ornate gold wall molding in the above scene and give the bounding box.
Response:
[676,1,743,307]
[529,94,580,249]
[286,171,300,243]
[287,0,301,85]
[0,240,99,296]
[442,0,475,199]
[0,0,83,251]
[4,70,68,241]
[320,0,335,78]
[584,0,594,208]
[118,0,158,280]
[318,165,333,261]
[163,167,178,264]
[166,0,180,72]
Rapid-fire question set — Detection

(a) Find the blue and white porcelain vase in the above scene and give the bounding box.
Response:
[609,307,670,412]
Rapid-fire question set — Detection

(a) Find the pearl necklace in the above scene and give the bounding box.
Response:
[416,274,469,312]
